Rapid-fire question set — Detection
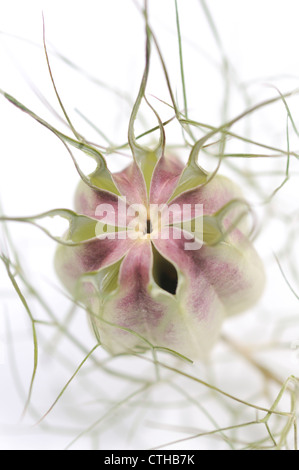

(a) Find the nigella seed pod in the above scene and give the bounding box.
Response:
[55,148,265,361]
[52,13,265,362]
[0,8,267,365]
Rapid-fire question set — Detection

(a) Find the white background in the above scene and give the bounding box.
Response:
[0,0,299,450]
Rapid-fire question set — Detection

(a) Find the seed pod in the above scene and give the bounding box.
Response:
[55,149,265,361]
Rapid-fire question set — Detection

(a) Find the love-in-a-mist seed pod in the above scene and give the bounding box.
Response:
[1,3,266,364]
[55,147,265,361]
[53,17,265,361]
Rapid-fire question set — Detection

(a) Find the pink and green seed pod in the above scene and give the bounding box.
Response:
[55,148,265,361]
[53,7,265,362]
